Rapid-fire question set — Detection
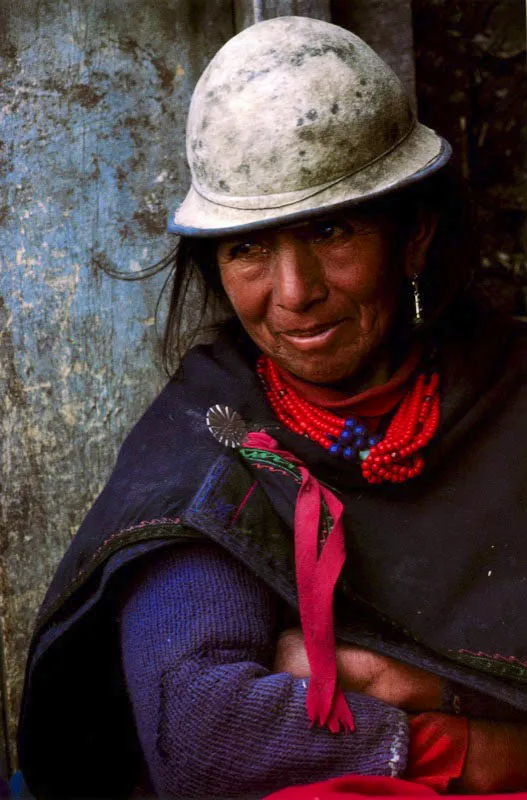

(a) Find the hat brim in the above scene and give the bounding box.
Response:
[168,123,451,238]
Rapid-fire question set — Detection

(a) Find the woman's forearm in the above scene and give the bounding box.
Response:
[119,543,409,798]
[275,627,443,712]
[275,629,527,792]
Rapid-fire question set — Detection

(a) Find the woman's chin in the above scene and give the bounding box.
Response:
[273,352,365,387]
[267,338,392,390]
[256,318,391,388]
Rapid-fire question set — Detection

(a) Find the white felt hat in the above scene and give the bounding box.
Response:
[168,16,451,237]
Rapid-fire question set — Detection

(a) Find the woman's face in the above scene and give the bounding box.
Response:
[217,210,411,385]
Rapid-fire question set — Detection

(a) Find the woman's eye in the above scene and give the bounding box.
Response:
[312,222,348,243]
[225,241,268,260]
[233,242,261,256]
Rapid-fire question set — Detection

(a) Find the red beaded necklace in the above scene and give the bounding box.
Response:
[257,355,440,485]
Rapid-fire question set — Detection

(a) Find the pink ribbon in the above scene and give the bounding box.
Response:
[244,431,354,733]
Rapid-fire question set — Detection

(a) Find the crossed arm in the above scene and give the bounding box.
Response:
[120,542,527,797]
[275,627,527,793]
[119,543,410,797]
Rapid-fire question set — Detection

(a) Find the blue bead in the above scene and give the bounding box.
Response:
[343,446,357,460]
[344,417,357,429]
[339,429,353,442]
[368,434,382,447]
[329,444,341,456]
[354,424,367,436]
[355,436,366,449]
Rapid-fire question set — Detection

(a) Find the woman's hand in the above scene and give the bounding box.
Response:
[274,627,443,712]
[458,719,527,793]
[275,629,527,792]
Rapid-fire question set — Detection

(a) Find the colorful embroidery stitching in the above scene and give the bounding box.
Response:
[451,648,527,682]
[239,447,333,548]
[239,447,302,483]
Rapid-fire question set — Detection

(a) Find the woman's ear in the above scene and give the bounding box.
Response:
[403,211,439,277]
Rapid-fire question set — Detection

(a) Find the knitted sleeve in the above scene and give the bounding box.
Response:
[119,542,409,798]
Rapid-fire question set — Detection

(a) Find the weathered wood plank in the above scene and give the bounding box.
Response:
[0,613,10,778]
[0,0,233,767]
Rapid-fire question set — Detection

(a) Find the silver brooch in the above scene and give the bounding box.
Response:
[206,405,248,448]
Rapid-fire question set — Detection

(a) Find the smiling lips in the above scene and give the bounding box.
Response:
[278,319,347,348]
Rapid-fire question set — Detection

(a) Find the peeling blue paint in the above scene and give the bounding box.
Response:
[0,0,234,768]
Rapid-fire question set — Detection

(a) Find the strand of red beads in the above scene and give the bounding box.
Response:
[360,372,440,484]
[257,355,440,485]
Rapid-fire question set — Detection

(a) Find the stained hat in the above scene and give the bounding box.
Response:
[168,16,451,237]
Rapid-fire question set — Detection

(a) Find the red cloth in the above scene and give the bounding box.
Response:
[263,774,438,798]
[294,461,353,732]
[407,714,469,792]
[263,775,527,800]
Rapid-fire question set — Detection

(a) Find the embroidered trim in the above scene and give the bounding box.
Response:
[240,447,302,483]
[239,446,333,550]
[36,519,201,633]
[450,648,527,682]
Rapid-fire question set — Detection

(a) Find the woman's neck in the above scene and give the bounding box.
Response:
[329,348,392,395]
[294,340,401,397]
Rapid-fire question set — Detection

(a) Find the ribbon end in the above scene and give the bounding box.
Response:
[306,686,355,734]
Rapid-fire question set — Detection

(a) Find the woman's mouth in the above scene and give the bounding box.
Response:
[279,320,347,348]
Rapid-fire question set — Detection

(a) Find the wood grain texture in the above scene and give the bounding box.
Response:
[0,0,233,768]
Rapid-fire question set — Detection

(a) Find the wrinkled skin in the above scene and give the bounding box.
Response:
[218,209,436,389]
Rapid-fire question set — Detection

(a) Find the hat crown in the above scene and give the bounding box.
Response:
[187,16,414,207]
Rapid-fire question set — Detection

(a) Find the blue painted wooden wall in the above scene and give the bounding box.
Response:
[0,0,235,770]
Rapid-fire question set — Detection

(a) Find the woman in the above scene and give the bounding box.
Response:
[18,16,527,800]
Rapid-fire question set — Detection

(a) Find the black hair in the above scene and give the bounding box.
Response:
[161,237,228,374]
[161,168,478,376]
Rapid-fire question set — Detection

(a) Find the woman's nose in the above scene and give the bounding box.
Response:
[273,236,328,312]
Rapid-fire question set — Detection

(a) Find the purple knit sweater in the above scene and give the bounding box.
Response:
[119,543,409,798]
